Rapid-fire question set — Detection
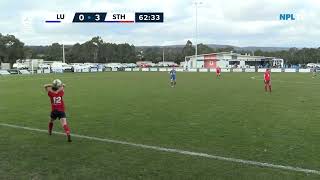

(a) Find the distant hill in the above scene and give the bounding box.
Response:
[137,44,292,52]
[206,44,292,52]
[27,44,293,53]
[232,46,291,52]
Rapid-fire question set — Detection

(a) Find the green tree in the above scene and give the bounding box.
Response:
[44,43,62,61]
[182,40,195,57]
[0,34,25,63]
[197,43,213,54]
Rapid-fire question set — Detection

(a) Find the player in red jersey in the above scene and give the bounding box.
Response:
[264,69,271,93]
[216,66,221,78]
[44,79,72,142]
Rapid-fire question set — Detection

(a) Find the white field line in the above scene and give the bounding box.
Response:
[0,75,104,81]
[0,123,319,175]
[250,76,320,85]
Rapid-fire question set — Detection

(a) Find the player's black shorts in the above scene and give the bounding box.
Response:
[50,110,66,120]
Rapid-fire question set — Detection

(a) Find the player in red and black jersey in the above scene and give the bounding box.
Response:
[216,66,221,78]
[264,69,271,93]
[44,80,72,142]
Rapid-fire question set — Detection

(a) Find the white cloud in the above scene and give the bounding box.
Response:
[0,0,319,47]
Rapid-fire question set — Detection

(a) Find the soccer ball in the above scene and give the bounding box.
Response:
[52,79,62,88]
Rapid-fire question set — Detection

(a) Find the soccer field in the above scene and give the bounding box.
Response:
[1,72,320,179]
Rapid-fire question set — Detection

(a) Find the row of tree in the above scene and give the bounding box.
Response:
[1,33,320,65]
[30,37,137,63]
[253,48,320,65]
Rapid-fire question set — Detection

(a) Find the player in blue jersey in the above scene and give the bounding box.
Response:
[170,68,176,87]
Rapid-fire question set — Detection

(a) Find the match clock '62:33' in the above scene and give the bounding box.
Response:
[135,12,164,23]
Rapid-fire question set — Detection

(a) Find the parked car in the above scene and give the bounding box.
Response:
[38,64,50,69]
[51,62,73,71]
[122,63,137,68]
[12,63,28,69]
[105,63,123,69]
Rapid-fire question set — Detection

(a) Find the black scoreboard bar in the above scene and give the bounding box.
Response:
[135,12,164,23]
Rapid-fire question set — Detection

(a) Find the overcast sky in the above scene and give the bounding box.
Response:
[0,0,319,47]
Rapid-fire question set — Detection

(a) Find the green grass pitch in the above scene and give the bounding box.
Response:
[1,72,320,179]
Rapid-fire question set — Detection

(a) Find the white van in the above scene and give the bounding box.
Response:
[51,62,72,71]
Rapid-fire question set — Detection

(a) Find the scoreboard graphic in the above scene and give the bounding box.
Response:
[45,12,164,23]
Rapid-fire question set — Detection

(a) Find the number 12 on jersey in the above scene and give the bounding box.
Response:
[53,97,62,104]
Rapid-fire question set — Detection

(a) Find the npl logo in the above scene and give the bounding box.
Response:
[279,14,295,21]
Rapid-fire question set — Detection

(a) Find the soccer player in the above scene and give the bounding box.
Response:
[44,79,72,142]
[170,68,176,87]
[216,66,221,78]
[312,66,317,78]
[264,69,272,93]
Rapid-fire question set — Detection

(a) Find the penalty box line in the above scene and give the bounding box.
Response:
[0,123,319,175]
